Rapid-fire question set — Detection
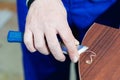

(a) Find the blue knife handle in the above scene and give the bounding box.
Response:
[7,31,88,54]
[7,31,23,43]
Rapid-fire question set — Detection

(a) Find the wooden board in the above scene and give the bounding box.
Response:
[0,2,16,12]
[79,23,120,80]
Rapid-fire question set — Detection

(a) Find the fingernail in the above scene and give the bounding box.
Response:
[75,40,79,46]
[73,55,79,63]
[30,49,36,53]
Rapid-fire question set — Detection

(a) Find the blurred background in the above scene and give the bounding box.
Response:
[0,0,76,80]
[0,0,23,80]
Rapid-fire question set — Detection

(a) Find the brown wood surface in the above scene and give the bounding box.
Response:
[79,23,120,80]
[0,2,16,12]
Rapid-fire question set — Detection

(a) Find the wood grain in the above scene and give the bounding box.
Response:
[0,2,16,12]
[79,23,120,80]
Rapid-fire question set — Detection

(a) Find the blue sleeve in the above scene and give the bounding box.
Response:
[96,0,120,28]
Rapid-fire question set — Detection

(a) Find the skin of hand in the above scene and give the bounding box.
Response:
[24,0,79,63]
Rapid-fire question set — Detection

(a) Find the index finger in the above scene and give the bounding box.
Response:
[58,24,79,63]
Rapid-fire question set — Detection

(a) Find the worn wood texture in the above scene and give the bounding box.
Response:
[79,23,120,80]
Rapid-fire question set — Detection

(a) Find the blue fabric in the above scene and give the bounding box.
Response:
[17,0,116,80]
[96,0,120,28]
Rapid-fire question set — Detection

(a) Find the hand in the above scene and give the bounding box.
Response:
[24,0,79,63]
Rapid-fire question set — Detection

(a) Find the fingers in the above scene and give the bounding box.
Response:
[74,39,80,46]
[24,22,79,63]
[58,24,79,63]
[45,29,66,62]
[33,31,49,55]
[24,29,36,52]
